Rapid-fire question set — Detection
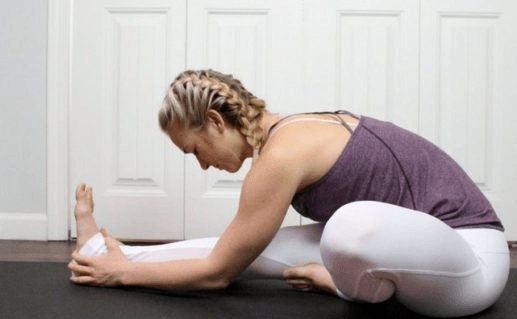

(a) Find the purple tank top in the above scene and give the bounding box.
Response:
[291,116,504,231]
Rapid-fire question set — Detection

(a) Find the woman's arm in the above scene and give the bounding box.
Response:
[70,139,308,290]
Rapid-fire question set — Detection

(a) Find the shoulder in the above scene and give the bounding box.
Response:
[256,117,356,191]
[233,126,308,226]
[249,122,331,193]
[247,131,308,191]
[260,123,315,170]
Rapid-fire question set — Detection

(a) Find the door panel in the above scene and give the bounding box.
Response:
[184,0,304,238]
[420,0,517,238]
[70,0,186,240]
[304,0,420,132]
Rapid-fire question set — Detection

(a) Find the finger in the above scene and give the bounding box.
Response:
[70,275,95,286]
[101,229,122,251]
[68,261,92,275]
[71,251,92,265]
[105,236,119,249]
[100,227,110,238]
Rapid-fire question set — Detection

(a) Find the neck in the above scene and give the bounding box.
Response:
[260,112,284,136]
[242,112,284,159]
[257,112,284,151]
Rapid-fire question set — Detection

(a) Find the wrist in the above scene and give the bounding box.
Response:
[118,260,134,286]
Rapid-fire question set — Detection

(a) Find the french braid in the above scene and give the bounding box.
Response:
[159,70,267,160]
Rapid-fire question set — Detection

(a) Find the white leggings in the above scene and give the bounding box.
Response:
[80,201,510,318]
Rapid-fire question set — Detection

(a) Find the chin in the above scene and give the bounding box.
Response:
[226,161,244,173]
[227,166,240,173]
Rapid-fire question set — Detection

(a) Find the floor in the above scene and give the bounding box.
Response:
[0,240,516,267]
[0,240,76,263]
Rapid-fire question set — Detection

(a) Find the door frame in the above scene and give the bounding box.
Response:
[47,0,72,240]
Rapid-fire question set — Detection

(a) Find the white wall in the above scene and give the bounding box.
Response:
[0,0,48,238]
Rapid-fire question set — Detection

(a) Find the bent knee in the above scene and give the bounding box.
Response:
[320,202,397,303]
[321,201,387,259]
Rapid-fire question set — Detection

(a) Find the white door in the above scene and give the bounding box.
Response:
[304,0,517,238]
[67,0,517,241]
[420,0,517,239]
[184,0,305,238]
[304,0,420,132]
[69,0,187,240]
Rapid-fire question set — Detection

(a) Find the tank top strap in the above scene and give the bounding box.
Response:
[334,110,360,120]
[267,110,359,137]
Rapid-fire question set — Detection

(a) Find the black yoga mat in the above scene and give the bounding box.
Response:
[0,262,515,319]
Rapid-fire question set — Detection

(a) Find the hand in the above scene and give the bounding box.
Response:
[69,228,130,287]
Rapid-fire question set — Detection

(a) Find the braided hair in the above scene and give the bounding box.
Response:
[159,70,267,160]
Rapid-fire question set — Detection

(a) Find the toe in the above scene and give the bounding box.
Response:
[75,183,86,199]
[286,276,314,291]
[284,265,312,280]
[283,267,300,279]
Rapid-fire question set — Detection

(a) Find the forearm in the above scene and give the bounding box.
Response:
[121,258,231,290]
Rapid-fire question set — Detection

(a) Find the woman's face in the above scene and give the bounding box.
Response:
[167,111,251,173]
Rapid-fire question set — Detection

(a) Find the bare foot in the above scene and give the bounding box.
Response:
[74,183,100,250]
[284,263,338,296]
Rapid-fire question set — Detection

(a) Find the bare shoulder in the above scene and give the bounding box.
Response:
[254,125,311,184]
[257,117,353,192]
[243,132,306,196]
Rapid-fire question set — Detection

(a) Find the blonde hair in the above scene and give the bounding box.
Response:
[159,70,266,159]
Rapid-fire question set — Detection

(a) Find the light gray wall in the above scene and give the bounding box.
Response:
[0,0,47,214]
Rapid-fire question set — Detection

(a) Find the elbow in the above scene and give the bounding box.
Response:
[202,273,232,290]
[201,260,233,290]
[212,276,232,289]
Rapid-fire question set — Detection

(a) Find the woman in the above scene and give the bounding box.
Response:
[69,69,509,317]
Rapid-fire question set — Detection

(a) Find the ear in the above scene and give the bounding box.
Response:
[206,109,226,133]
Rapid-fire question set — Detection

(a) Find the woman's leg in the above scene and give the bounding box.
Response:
[74,184,324,279]
[319,201,510,318]
[78,224,324,279]
[239,222,324,279]
[454,228,510,312]
[74,184,218,262]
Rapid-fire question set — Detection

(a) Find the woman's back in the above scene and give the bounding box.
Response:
[264,112,503,230]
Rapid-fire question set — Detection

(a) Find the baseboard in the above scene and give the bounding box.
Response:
[0,213,48,240]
